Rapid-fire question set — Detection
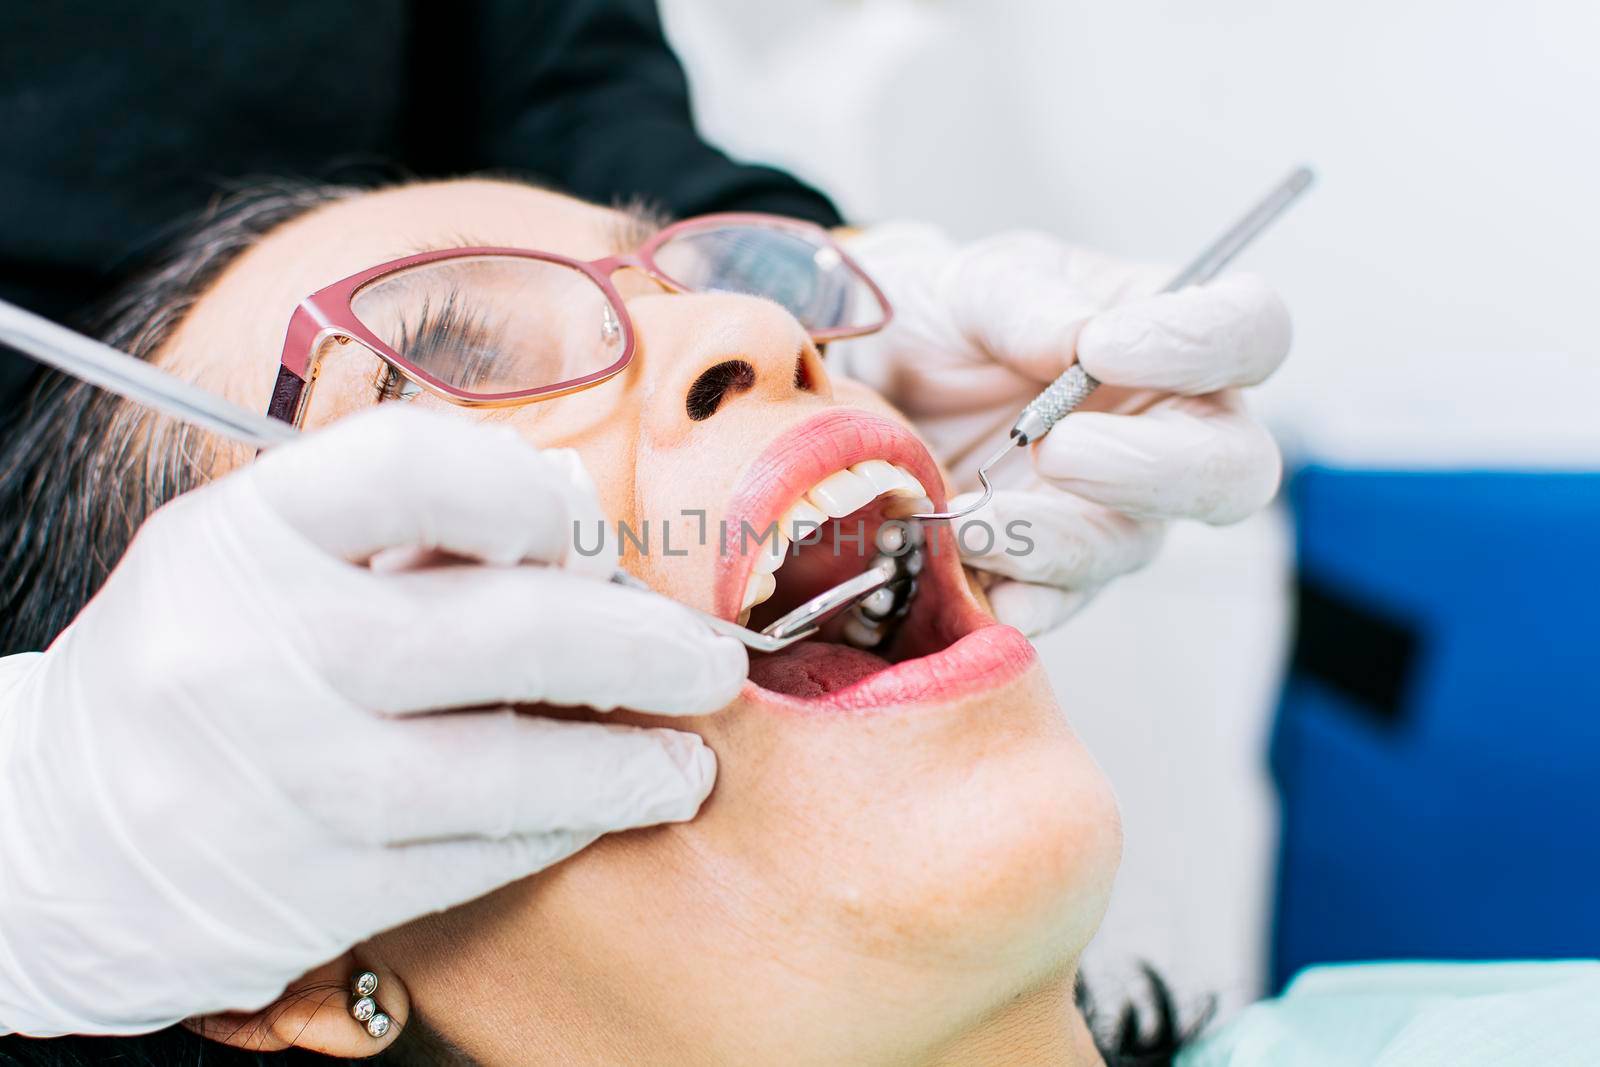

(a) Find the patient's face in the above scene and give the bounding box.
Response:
[164,181,1120,1064]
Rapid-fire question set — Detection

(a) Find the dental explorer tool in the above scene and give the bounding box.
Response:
[0,295,301,450]
[910,165,1316,523]
[0,295,884,654]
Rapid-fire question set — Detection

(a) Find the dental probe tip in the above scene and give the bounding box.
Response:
[908,438,1019,522]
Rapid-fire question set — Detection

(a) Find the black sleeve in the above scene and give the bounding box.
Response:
[458,0,843,226]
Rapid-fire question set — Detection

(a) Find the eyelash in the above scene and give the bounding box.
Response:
[375,288,501,402]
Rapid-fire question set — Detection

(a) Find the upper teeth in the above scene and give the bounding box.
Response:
[740,460,931,613]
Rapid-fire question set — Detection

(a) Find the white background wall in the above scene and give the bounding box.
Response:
[661,0,1600,1019]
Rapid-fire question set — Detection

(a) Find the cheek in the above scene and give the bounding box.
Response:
[830,377,909,427]
[628,466,729,614]
[496,387,645,528]
[624,407,775,613]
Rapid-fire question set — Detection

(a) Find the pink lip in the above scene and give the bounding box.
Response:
[713,409,951,619]
[749,623,1038,713]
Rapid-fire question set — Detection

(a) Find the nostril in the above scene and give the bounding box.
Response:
[686,359,756,421]
[794,343,826,393]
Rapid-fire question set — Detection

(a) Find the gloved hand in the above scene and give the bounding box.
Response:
[836,223,1291,634]
[0,406,746,1037]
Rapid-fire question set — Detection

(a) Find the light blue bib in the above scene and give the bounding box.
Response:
[1180,961,1600,1066]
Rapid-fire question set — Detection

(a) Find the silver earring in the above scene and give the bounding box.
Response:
[350,970,392,1038]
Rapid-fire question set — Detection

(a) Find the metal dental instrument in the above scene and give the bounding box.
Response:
[759,558,900,643]
[910,165,1316,523]
[611,561,899,653]
[0,295,881,655]
[0,296,301,450]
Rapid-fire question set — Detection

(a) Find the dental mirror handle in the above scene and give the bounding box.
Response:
[609,570,811,654]
[0,296,300,450]
[911,165,1314,523]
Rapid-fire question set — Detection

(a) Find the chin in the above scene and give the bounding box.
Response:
[698,650,1123,979]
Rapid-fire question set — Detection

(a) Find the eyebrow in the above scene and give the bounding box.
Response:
[607,201,667,255]
[404,202,667,261]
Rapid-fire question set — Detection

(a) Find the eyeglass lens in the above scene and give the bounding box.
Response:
[350,255,626,395]
[650,223,884,333]
[349,225,883,396]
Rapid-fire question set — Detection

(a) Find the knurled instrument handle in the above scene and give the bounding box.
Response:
[1005,165,1314,449]
[1011,364,1101,445]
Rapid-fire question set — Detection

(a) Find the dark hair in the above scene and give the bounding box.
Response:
[0,182,1201,1066]
[1081,966,1211,1066]
[0,1005,477,1067]
[0,1027,364,1067]
[0,180,356,656]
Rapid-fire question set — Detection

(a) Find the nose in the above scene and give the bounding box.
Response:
[629,292,830,423]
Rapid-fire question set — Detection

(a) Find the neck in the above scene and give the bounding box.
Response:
[925,972,1104,1067]
[420,953,1104,1066]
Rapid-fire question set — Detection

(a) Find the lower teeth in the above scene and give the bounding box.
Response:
[841,530,924,650]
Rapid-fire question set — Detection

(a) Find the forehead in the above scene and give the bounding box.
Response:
[251,179,626,299]
[169,180,629,400]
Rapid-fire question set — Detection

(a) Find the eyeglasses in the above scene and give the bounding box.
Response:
[268,212,893,427]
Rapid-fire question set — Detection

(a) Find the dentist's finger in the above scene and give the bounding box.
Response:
[942,233,1170,382]
[1076,273,1291,395]
[310,566,748,717]
[354,712,716,845]
[249,406,609,574]
[985,581,1099,638]
[1030,394,1282,525]
[951,488,1166,590]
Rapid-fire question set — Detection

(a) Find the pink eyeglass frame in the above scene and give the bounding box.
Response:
[268,211,893,427]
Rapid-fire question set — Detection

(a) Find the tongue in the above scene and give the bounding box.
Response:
[748,641,892,697]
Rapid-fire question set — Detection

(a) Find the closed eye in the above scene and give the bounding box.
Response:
[376,288,502,401]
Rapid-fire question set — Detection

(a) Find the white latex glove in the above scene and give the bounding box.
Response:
[836,223,1291,635]
[0,406,746,1037]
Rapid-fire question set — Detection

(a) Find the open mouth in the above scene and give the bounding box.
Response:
[717,410,1034,709]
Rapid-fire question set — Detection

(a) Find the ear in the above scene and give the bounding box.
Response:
[184,951,411,1058]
